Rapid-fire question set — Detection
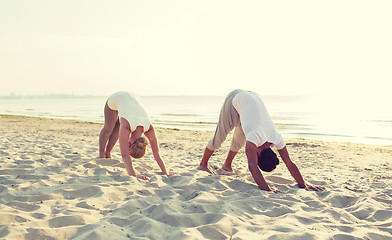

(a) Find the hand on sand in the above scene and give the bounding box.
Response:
[305,185,325,191]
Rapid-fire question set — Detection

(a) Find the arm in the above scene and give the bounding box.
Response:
[278,146,307,188]
[118,118,147,179]
[278,146,323,190]
[245,141,279,192]
[144,125,170,175]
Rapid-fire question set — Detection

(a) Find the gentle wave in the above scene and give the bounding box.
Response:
[162,113,201,117]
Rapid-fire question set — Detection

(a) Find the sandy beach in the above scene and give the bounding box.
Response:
[0,114,391,240]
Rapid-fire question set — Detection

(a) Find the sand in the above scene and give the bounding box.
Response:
[0,114,391,240]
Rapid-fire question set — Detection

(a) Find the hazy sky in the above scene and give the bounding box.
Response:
[1,0,391,98]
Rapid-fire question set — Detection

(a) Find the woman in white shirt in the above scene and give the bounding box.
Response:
[99,91,170,179]
[198,89,323,192]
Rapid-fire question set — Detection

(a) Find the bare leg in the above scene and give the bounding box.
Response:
[222,150,238,172]
[99,102,118,158]
[198,90,240,174]
[197,147,214,173]
[105,119,120,158]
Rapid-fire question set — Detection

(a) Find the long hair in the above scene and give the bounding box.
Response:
[129,137,148,158]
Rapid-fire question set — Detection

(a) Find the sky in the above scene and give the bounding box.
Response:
[0,0,391,99]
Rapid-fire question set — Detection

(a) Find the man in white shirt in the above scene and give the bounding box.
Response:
[198,89,323,192]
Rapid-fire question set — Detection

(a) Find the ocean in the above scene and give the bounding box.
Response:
[0,94,391,146]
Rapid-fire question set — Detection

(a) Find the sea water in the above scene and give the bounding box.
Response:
[0,95,391,145]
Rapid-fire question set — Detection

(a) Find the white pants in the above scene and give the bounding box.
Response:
[207,89,247,152]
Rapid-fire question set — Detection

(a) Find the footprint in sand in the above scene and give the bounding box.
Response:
[265,175,295,185]
[25,228,54,240]
[48,215,85,228]
[209,165,239,176]
[327,193,361,208]
[94,158,122,167]
[215,168,239,176]
[0,225,8,238]
[6,202,40,212]
[61,186,103,200]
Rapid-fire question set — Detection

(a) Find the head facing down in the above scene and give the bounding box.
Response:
[258,148,279,172]
[129,137,148,158]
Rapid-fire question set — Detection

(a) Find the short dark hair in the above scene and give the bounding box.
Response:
[258,148,279,172]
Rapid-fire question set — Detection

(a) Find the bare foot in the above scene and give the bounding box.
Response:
[105,152,112,158]
[197,164,212,174]
[221,165,233,172]
[136,174,148,180]
[269,188,282,193]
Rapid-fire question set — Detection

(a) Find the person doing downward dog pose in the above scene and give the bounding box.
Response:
[99,91,170,180]
[198,89,323,193]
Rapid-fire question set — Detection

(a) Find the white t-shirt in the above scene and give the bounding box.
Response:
[107,91,151,132]
[232,91,286,150]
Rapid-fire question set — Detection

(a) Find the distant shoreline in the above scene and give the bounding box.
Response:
[1,114,391,147]
[1,94,391,146]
